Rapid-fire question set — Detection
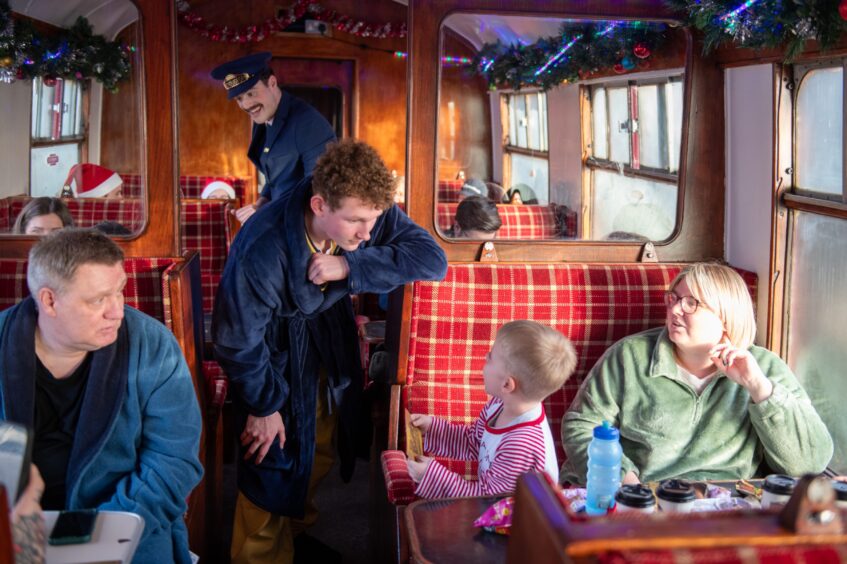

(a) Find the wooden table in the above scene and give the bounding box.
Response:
[406,496,508,564]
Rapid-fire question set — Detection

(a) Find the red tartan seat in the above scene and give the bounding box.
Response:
[3,196,144,233]
[436,203,577,239]
[119,174,249,203]
[385,263,757,504]
[180,199,233,317]
[437,179,465,203]
[598,545,847,563]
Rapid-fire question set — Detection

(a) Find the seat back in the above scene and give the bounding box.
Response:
[180,199,234,317]
[402,263,757,476]
[437,179,465,203]
[119,174,249,203]
[436,202,577,239]
[3,196,144,233]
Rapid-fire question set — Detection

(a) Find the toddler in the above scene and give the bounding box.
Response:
[407,320,576,498]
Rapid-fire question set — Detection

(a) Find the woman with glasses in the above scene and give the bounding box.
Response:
[560,263,832,486]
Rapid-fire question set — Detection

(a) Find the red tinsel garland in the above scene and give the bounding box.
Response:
[176,0,407,42]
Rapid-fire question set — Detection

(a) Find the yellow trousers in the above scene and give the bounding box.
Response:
[230,374,337,564]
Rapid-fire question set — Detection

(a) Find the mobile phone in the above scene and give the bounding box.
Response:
[0,421,33,510]
[48,509,98,546]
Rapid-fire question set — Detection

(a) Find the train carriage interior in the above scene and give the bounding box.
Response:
[1,0,847,562]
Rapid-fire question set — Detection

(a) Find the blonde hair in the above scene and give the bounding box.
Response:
[496,320,577,402]
[669,263,756,349]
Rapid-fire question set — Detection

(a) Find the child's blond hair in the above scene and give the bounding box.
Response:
[496,320,576,402]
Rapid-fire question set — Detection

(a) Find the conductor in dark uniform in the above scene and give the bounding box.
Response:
[211,52,336,223]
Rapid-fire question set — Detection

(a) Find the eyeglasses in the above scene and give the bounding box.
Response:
[663,291,704,314]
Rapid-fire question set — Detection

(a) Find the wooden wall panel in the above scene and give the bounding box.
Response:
[176,0,407,199]
[437,31,492,182]
[101,24,143,175]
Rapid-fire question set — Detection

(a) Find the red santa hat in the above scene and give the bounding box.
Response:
[63,163,123,198]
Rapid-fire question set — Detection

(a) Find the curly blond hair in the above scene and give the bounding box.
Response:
[312,140,394,210]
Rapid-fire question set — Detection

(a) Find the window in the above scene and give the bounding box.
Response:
[584,74,683,240]
[30,77,84,197]
[779,60,847,473]
[502,91,548,202]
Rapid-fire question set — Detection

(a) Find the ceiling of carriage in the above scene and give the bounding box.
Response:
[441,13,566,50]
[9,0,138,39]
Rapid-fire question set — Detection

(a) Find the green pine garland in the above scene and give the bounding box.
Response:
[473,21,668,91]
[665,0,847,61]
[0,0,132,91]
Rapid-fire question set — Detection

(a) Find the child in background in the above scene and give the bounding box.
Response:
[407,320,576,498]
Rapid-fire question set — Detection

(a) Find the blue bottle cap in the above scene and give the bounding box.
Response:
[593,420,619,440]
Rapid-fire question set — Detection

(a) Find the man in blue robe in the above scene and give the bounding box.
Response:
[213,140,447,563]
[211,52,336,223]
[0,229,203,563]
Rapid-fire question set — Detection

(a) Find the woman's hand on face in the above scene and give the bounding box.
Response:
[710,342,773,403]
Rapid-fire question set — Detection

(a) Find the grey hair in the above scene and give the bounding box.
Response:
[27,228,124,297]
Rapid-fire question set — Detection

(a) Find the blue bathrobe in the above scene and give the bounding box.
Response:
[0,300,203,564]
[213,178,447,516]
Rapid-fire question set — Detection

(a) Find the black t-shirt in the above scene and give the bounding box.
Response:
[33,354,91,510]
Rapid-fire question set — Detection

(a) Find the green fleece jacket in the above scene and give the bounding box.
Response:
[561,327,833,485]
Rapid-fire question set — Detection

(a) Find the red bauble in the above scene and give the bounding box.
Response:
[633,43,651,59]
[43,76,57,87]
[840,0,847,20]
[613,63,626,74]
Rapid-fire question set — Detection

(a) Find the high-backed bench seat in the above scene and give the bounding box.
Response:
[0,196,144,233]
[381,262,757,504]
[437,202,577,239]
[121,173,249,202]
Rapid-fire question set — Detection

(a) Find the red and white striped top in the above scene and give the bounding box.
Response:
[414,398,559,499]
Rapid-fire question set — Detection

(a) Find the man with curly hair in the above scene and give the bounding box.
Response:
[213,139,447,563]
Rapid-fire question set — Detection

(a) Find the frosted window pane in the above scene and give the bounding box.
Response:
[608,87,631,164]
[515,95,528,148]
[638,84,664,169]
[795,68,842,195]
[787,212,847,473]
[509,153,549,203]
[508,96,517,146]
[539,93,548,151]
[32,78,57,140]
[667,80,683,173]
[592,88,608,159]
[527,93,540,150]
[591,169,676,240]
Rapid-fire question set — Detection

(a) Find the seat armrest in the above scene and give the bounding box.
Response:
[381,450,417,506]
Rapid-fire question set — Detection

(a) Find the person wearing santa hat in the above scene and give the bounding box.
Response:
[61,163,124,199]
[201,180,237,200]
[210,52,336,224]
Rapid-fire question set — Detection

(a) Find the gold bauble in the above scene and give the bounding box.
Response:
[0,56,13,68]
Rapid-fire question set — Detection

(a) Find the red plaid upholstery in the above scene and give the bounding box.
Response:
[0,257,177,328]
[202,360,229,411]
[119,174,249,202]
[5,197,144,233]
[180,175,248,203]
[437,180,465,203]
[436,203,575,239]
[599,545,847,563]
[180,200,231,315]
[0,197,12,232]
[381,450,417,504]
[401,263,757,480]
[121,173,143,198]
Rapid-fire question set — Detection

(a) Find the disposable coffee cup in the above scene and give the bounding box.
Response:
[833,480,847,509]
[615,484,656,513]
[656,479,696,513]
[761,474,796,509]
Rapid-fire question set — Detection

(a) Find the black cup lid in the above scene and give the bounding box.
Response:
[763,474,796,495]
[615,484,656,508]
[833,480,847,501]
[656,479,696,502]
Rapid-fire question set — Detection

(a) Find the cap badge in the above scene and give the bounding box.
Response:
[224,73,251,90]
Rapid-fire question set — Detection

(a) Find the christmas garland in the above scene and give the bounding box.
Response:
[665,0,847,61]
[0,1,132,91]
[473,21,667,91]
[175,0,407,43]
